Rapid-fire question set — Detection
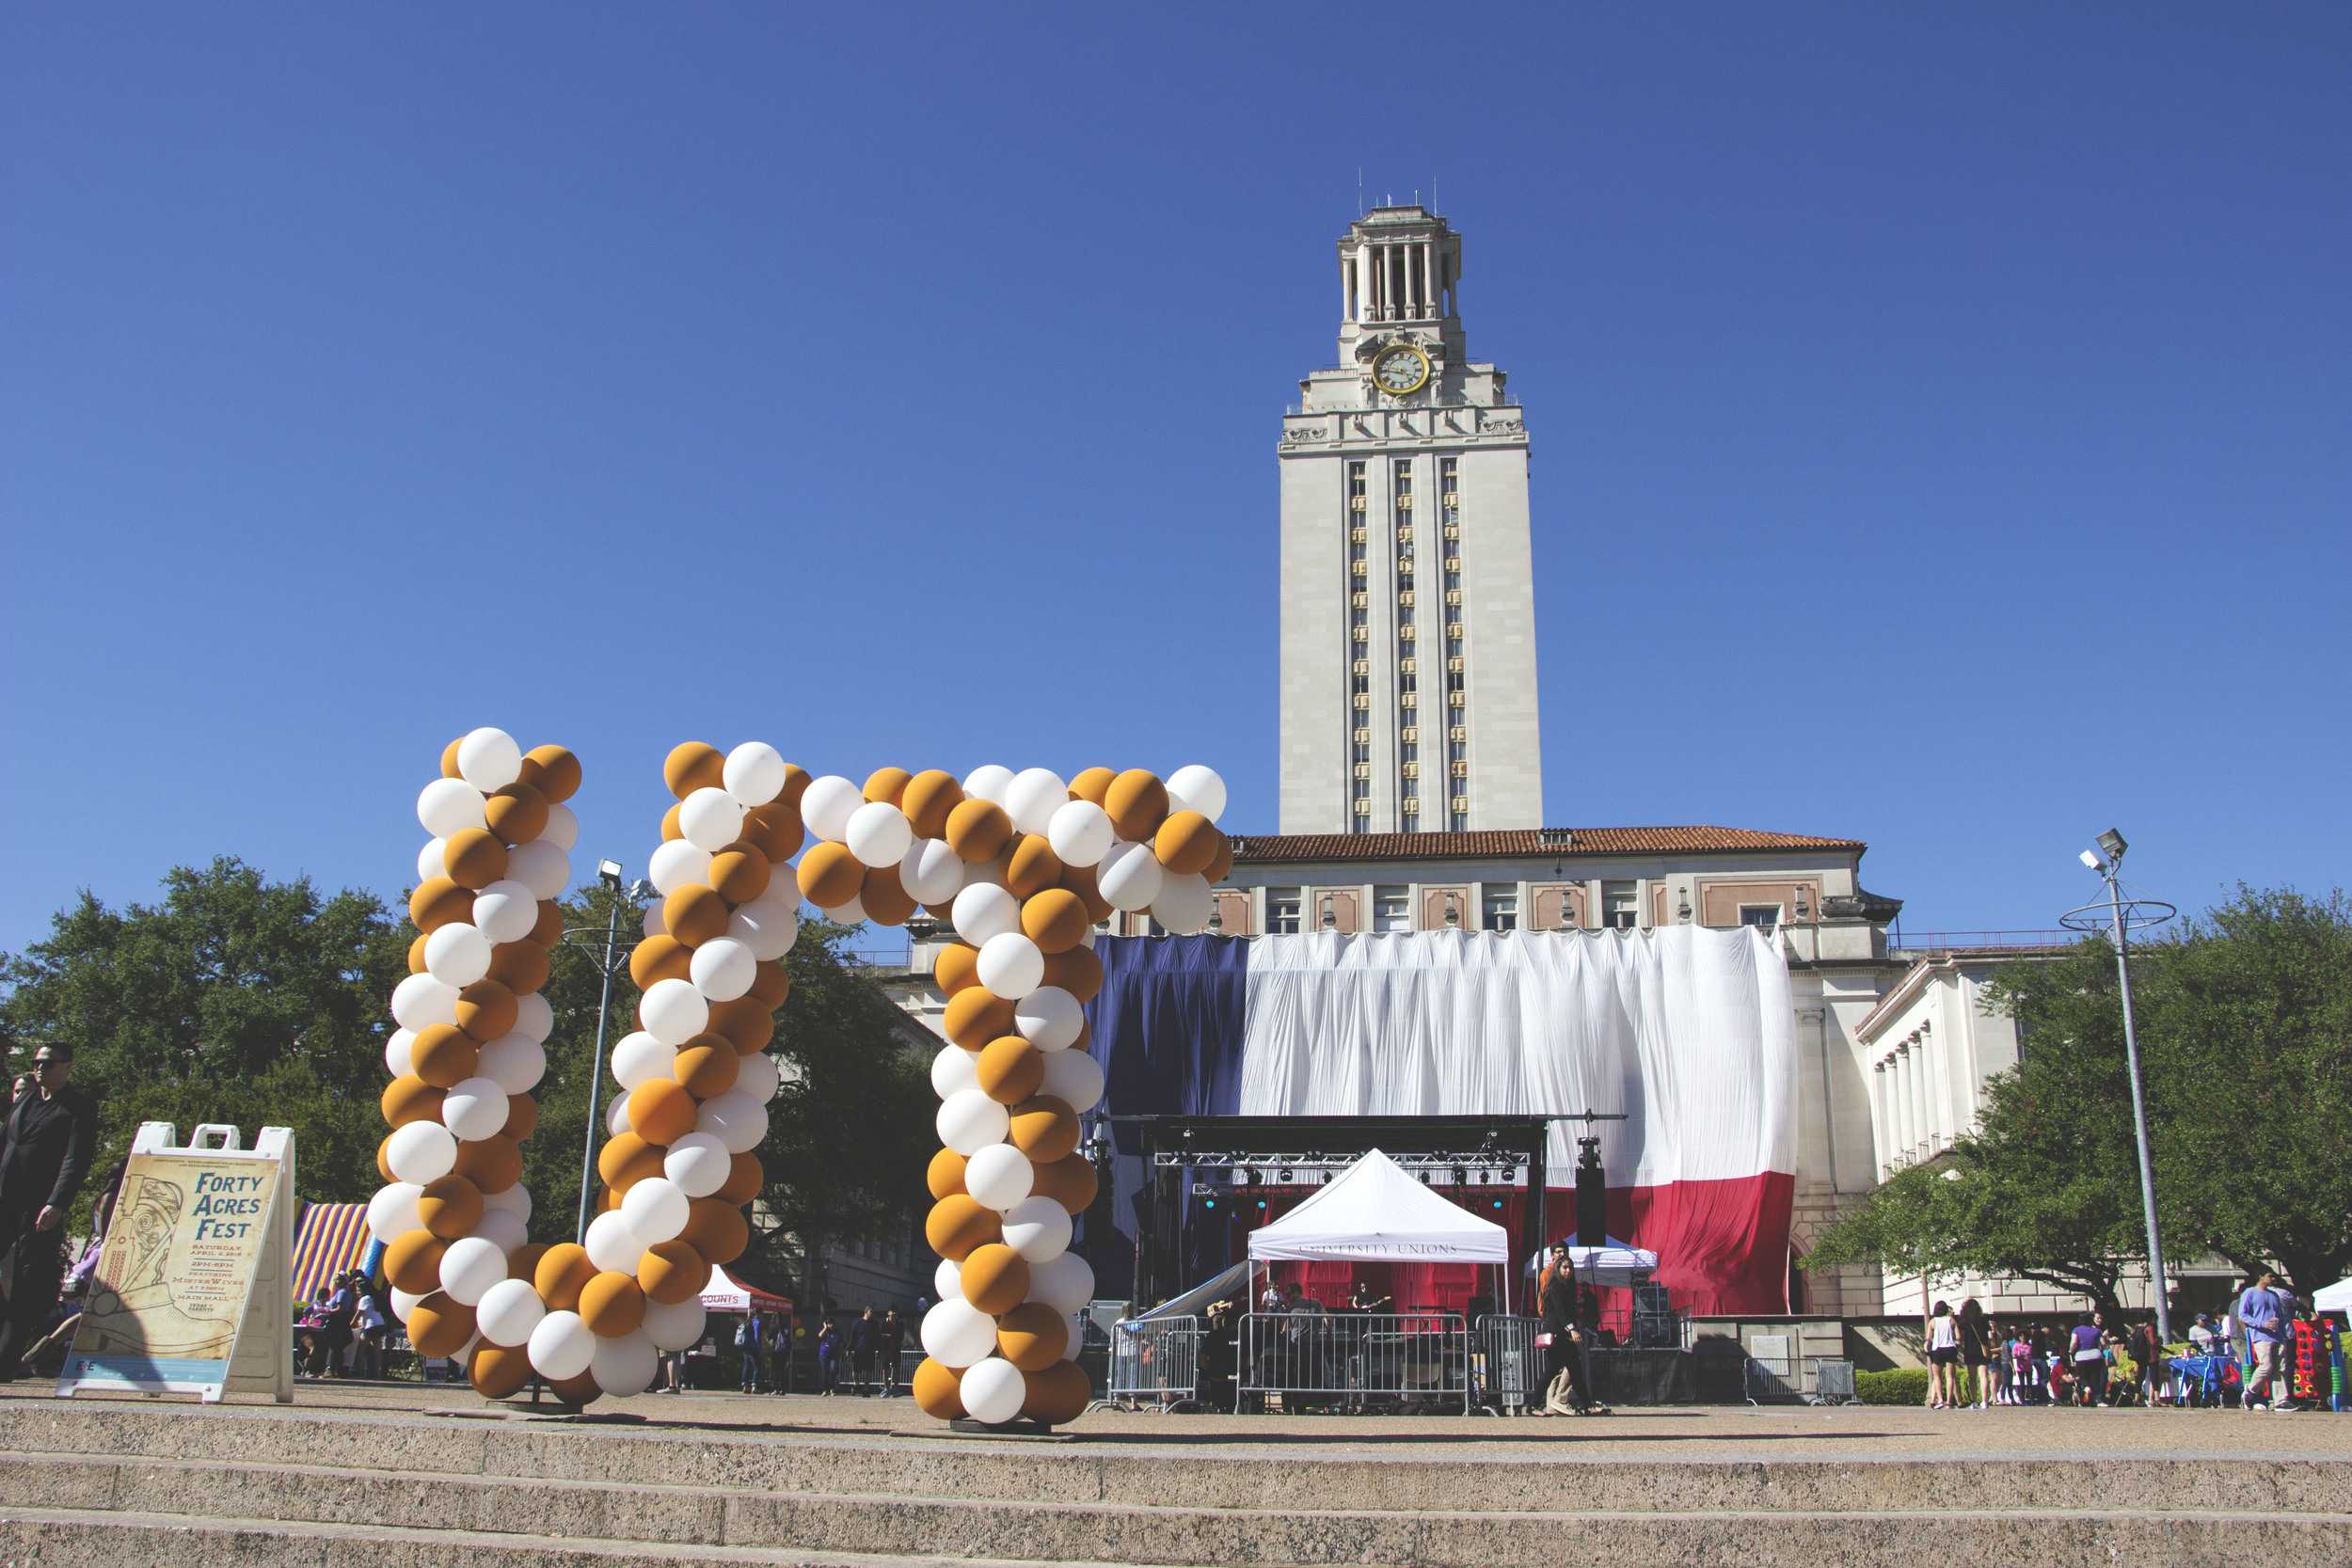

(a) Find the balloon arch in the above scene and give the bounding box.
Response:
[367,729,1230,1427]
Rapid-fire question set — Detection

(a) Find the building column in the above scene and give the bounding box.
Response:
[1894,1044,1915,1162]
[1341,256,1352,323]
[1907,1031,1930,1159]
[1354,246,1371,324]
[1870,1061,1889,1176]
[1420,240,1435,316]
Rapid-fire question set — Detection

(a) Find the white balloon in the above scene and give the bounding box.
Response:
[620,1176,690,1243]
[390,973,459,1031]
[417,777,486,839]
[611,1031,673,1091]
[961,765,1014,806]
[471,880,539,943]
[389,1286,424,1323]
[366,1181,422,1243]
[962,1145,1034,1212]
[475,1277,547,1347]
[417,838,448,886]
[385,1027,416,1080]
[931,1042,979,1101]
[1044,800,1114,868]
[977,931,1044,1000]
[647,839,713,896]
[663,1131,732,1197]
[1097,841,1165,912]
[820,895,866,927]
[933,1257,962,1305]
[584,1211,644,1275]
[477,1033,546,1095]
[936,1089,1010,1156]
[723,741,789,808]
[423,923,493,988]
[386,1121,457,1185]
[456,727,523,791]
[733,1050,780,1104]
[606,1093,632,1137]
[639,977,709,1047]
[960,1358,1026,1424]
[727,892,800,961]
[643,901,667,940]
[437,1236,508,1306]
[1003,768,1070,837]
[697,1089,768,1154]
[1166,764,1229,824]
[898,838,965,906]
[1001,1196,1073,1263]
[845,802,914,873]
[951,883,1022,947]
[539,801,580,851]
[679,786,746,853]
[441,1076,511,1142]
[592,1329,660,1396]
[507,840,571,901]
[963,856,1008,889]
[920,1297,998,1368]
[799,774,862,843]
[1028,1251,1096,1316]
[1151,872,1215,935]
[513,990,553,1045]
[1013,988,1085,1053]
[474,1207,528,1255]
[689,937,755,1002]
[528,1309,596,1381]
[1041,1048,1104,1115]
[644,1295,707,1353]
[483,1181,532,1223]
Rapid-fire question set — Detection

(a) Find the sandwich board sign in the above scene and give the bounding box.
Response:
[57,1122,294,1403]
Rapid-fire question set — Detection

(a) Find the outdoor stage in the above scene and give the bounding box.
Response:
[4,1386,2349,1566]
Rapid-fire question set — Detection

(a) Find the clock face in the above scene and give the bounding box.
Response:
[1373,345,1430,396]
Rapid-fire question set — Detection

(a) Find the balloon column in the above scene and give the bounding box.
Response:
[369,729,580,1399]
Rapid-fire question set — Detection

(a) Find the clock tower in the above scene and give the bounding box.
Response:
[1278,206,1544,834]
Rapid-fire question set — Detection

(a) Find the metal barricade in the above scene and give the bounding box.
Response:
[1745,1333,1798,1404]
[1476,1315,1542,1414]
[1807,1356,1858,1405]
[1102,1316,1206,1411]
[1237,1311,1470,1415]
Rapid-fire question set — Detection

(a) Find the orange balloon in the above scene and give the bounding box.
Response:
[740,801,804,862]
[1152,810,1219,877]
[776,763,811,812]
[1009,1097,1081,1163]
[943,988,1016,1051]
[1020,888,1089,955]
[945,799,1014,863]
[1068,767,1116,806]
[934,942,981,995]
[502,1093,538,1142]
[417,1174,483,1239]
[629,934,693,990]
[508,1243,550,1284]
[1104,769,1169,843]
[439,736,466,780]
[375,1135,397,1184]
[863,766,913,806]
[548,1370,603,1406]
[409,878,473,934]
[1040,944,1104,1005]
[747,960,792,1009]
[927,1147,968,1201]
[441,828,510,891]
[409,1023,478,1088]
[796,843,864,910]
[664,742,725,799]
[453,1133,522,1194]
[383,1229,447,1295]
[485,940,549,996]
[1058,863,1113,924]
[681,1197,749,1265]
[673,1042,739,1100]
[406,933,429,975]
[1202,832,1235,885]
[469,1342,533,1399]
[638,1238,707,1305]
[925,1195,1001,1261]
[380,1075,444,1130]
[957,1243,1030,1315]
[596,1131,660,1190]
[707,997,775,1054]
[708,844,771,905]
[912,1356,967,1419]
[534,1243,597,1310]
[900,770,963,838]
[663,885,730,948]
[627,1080,698,1145]
[531,899,564,946]
[579,1270,647,1338]
[1005,835,1064,899]
[714,1151,764,1206]
[406,1291,476,1357]
[1029,1153,1100,1214]
[976,1037,1044,1103]
[996,1301,1070,1370]
[455,979,517,1044]
[859,863,918,926]
[1020,1358,1092,1425]
[484,782,549,847]
[521,744,581,804]
[660,801,684,843]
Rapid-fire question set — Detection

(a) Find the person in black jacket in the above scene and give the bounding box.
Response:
[0,1043,98,1382]
[848,1307,878,1395]
[1536,1243,1595,1416]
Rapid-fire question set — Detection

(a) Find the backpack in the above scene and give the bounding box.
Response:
[735,1320,756,1349]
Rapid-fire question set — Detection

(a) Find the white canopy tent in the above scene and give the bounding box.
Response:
[699,1264,791,1315]
[1247,1148,1514,1311]
[2315,1276,2352,1317]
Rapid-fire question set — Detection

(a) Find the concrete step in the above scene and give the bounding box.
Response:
[5,1452,2352,1568]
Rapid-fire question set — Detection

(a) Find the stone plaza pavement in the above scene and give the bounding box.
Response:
[3,1382,2348,1565]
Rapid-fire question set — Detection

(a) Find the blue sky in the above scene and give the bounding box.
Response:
[6,4,2347,956]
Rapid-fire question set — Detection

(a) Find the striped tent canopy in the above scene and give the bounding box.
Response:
[290,1202,371,1305]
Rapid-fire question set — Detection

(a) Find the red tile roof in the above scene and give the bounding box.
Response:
[1226,826,1866,863]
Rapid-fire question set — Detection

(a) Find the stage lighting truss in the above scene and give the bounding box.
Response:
[1157,1149,1525,1185]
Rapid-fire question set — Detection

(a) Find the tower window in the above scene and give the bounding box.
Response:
[1373,885,1410,932]
[1482,887,1518,932]
[1602,881,1638,930]
[1268,888,1302,935]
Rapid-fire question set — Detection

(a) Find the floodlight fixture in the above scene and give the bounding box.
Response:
[2079,849,2103,870]
[2097,829,2128,864]
[597,859,624,886]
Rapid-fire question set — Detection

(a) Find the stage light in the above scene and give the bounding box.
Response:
[1453,1165,1467,1187]
[1255,1199,1267,1211]
[1203,1197,1217,1210]
[1490,1198,1504,1211]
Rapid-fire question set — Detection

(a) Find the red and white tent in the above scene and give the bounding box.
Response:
[699,1265,792,1314]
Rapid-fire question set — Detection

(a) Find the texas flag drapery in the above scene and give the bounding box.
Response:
[1080,925,1797,1314]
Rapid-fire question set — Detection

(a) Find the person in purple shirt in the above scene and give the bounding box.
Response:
[2068,1315,2107,1405]
[2235,1271,2291,1411]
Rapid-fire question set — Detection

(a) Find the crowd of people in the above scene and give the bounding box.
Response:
[696,1305,912,1397]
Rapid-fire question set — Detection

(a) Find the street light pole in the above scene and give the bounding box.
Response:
[574,862,628,1245]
